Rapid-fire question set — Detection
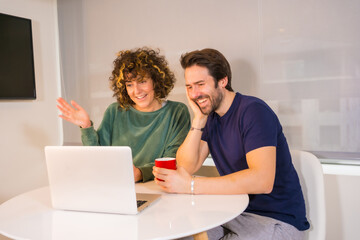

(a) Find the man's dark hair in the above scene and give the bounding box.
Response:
[180,48,233,91]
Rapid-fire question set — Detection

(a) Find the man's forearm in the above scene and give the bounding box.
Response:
[192,146,276,195]
[176,128,205,174]
[191,168,274,195]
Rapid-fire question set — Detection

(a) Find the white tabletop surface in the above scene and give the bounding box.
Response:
[0,181,249,240]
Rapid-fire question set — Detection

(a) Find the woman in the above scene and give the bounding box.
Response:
[57,47,191,182]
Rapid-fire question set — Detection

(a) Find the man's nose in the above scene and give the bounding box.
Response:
[188,87,199,100]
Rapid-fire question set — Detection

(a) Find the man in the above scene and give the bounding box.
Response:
[153,48,309,239]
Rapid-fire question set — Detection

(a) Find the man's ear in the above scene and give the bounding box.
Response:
[218,76,228,88]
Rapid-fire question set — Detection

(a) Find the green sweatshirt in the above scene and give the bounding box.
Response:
[80,100,191,182]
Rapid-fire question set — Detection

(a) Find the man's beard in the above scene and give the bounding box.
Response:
[194,89,223,115]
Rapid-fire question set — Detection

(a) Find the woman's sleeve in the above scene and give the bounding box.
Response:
[162,103,191,157]
[80,104,114,146]
[138,163,155,182]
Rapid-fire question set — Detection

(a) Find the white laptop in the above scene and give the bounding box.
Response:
[45,146,161,214]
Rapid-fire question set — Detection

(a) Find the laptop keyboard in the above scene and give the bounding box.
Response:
[137,200,147,208]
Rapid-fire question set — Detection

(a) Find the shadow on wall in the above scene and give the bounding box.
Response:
[230,59,258,96]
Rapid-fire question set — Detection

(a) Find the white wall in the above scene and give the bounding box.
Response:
[0,0,62,206]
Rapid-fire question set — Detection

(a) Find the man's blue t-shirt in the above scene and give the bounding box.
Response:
[201,93,310,231]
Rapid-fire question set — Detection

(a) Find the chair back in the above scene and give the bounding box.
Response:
[290,150,326,240]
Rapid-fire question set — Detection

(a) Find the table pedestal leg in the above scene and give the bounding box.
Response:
[193,231,208,240]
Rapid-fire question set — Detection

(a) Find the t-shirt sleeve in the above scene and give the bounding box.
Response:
[241,102,278,154]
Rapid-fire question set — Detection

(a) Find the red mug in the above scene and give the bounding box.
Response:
[155,157,177,181]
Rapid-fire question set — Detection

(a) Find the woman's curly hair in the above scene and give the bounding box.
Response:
[109,47,176,109]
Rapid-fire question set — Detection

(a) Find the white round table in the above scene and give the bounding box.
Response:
[0,181,248,240]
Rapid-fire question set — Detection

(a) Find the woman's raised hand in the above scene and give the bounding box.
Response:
[56,97,91,128]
